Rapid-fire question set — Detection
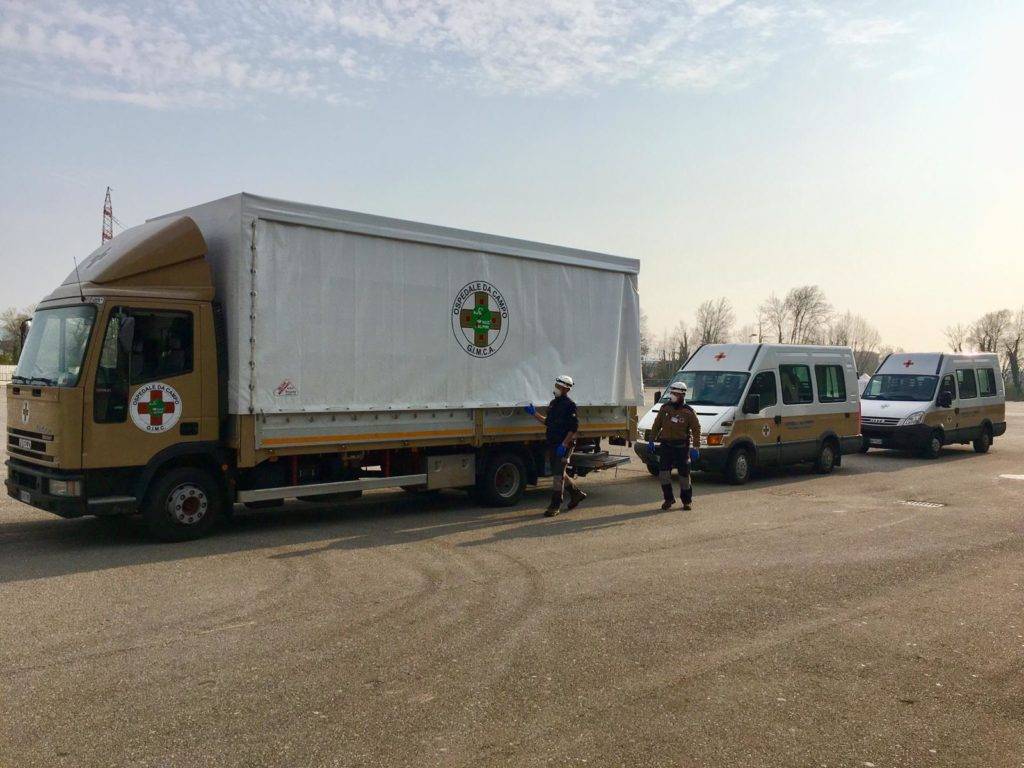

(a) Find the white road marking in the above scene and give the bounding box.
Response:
[998,474,1024,481]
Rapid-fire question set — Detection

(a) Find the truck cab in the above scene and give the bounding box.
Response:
[5,217,224,535]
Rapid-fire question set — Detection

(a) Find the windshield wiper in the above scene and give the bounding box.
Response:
[12,375,57,386]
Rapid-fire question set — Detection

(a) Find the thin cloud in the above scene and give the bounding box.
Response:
[0,0,921,109]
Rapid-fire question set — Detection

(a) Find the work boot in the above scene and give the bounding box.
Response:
[682,489,693,511]
[566,486,587,510]
[660,484,675,511]
[682,502,692,511]
[544,493,563,517]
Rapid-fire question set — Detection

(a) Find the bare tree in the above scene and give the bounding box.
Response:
[639,310,653,359]
[785,285,831,344]
[758,293,787,343]
[1002,309,1024,397]
[944,323,969,352]
[669,320,692,365]
[694,298,735,345]
[968,310,1012,352]
[0,306,34,363]
[829,311,882,373]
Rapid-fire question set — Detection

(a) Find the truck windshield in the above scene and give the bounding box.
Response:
[662,370,751,406]
[13,305,97,387]
[862,374,938,402]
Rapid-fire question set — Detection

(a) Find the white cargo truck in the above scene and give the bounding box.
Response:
[6,193,642,539]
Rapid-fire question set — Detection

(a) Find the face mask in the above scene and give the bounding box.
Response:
[670,394,682,403]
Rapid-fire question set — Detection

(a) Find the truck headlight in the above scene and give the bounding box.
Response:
[48,479,82,497]
[899,411,926,427]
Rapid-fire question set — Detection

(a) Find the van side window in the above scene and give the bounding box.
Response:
[938,374,956,402]
[93,308,194,424]
[977,368,998,397]
[814,364,847,403]
[749,371,777,408]
[956,368,978,399]
[780,364,813,404]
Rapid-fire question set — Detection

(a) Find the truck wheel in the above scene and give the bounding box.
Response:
[143,467,221,542]
[972,426,992,454]
[920,431,943,459]
[477,453,526,507]
[814,440,838,474]
[725,448,751,485]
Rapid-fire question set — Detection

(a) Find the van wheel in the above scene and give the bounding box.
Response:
[814,440,837,474]
[973,426,992,454]
[921,431,943,459]
[725,448,751,485]
[143,467,221,542]
[477,453,526,506]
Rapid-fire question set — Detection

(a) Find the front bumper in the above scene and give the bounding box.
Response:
[634,442,728,472]
[6,459,88,518]
[861,423,933,451]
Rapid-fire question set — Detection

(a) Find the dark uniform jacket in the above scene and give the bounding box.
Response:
[651,401,701,446]
[546,394,579,446]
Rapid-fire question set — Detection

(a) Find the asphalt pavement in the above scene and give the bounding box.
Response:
[2,395,1023,767]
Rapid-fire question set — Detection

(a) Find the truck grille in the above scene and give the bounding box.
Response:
[7,429,53,461]
[861,417,900,426]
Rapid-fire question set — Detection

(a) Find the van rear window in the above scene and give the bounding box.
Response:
[780,364,813,404]
[815,364,847,403]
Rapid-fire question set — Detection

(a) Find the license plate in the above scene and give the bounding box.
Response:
[18,438,32,450]
[19,490,30,503]
[869,438,883,446]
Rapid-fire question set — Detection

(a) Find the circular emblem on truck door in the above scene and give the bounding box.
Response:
[130,382,182,433]
[451,281,509,358]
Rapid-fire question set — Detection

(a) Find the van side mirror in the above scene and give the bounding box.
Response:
[653,390,662,403]
[937,391,953,408]
[742,393,761,414]
[117,314,135,354]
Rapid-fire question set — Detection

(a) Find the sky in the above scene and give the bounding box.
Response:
[0,0,1020,351]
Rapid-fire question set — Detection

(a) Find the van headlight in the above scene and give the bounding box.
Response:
[899,411,926,427]
[48,479,82,497]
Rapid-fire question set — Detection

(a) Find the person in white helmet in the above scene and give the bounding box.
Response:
[524,374,585,516]
[647,380,701,510]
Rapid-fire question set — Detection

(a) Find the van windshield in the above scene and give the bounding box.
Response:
[862,374,938,402]
[13,305,97,387]
[663,370,750,406]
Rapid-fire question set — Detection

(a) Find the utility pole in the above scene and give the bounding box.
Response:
[102,186,113,243]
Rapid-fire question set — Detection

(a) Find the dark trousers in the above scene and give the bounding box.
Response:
[657,442,692,504]
[548,444,579,496]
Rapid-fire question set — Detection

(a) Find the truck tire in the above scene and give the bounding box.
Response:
[814,439,838,474]
[973,426,992,454]
[142,466,221,542]
[725,448,751,485]
[920,431,943,460]
[477,452,526,507]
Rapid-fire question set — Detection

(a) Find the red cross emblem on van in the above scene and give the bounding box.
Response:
[903,359,914,368]
[714,352,727,361]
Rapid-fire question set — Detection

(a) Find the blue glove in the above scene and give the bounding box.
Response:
[689,447,700,462]
[556,444,567,459]
[524,404,536,415]
[647,440,656,454]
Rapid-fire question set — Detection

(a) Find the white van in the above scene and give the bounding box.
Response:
[860,352,1006,458]
[636,344,862,484]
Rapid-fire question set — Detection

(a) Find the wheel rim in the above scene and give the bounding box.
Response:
[930,437,941,454]
[734,453,749,480]
[822,445,834,468]
[166,483,209,525]
[493,462,521,499]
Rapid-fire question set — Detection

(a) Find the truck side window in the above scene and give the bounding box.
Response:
[93,308,194,423]
[814,364,847,403]
[977,368,997,397]
[779,364,813,404]
[749,371,777,408]
[956,368,978,399]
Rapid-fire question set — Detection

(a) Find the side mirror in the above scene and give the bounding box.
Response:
[742,393,761,415]
[117,315,135,354]
[937,391,953,408]
[653,390,662,403]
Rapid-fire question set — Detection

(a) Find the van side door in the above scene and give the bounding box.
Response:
[777,362,817,463]
[955,367,980,440]
[736,370,780,466]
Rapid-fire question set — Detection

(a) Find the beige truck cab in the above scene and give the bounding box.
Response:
[860,352,1006,458]
[636,343,862,484]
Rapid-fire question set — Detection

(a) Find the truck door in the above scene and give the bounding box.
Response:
[83,304,206,471]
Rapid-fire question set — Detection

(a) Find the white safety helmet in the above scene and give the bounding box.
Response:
[669,381,687,397]
[555,375,574,390]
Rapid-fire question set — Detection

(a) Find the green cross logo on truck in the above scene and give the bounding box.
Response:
[451,281,510,358]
